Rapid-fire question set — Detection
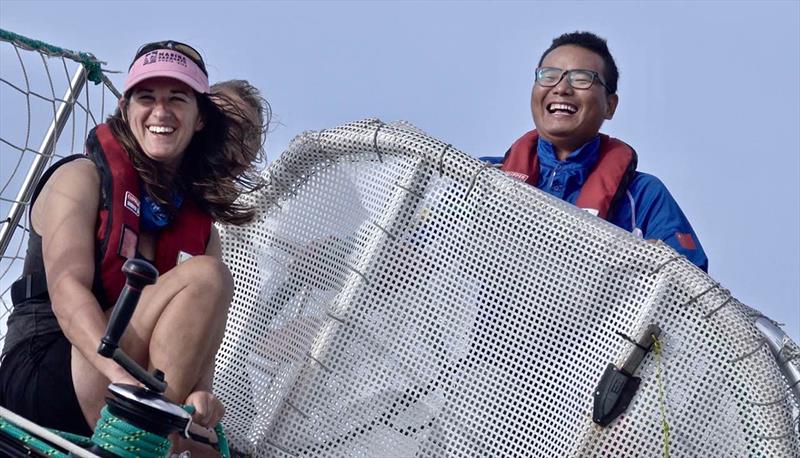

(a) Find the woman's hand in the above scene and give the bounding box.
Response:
[185,390,225,428]
[178,390,225,456]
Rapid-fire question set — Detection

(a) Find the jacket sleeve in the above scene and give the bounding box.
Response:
[631,173,709,272]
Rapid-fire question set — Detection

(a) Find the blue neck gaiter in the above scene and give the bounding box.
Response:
[140,185,183,232]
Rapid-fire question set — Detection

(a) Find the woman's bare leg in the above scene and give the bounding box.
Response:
[72,255,233,428]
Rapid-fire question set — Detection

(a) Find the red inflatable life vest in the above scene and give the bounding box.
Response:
[502,130,637,220]
[87,123,213,307]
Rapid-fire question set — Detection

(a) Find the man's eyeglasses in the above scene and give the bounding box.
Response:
[132,40,208,76]
[535,67,611,93]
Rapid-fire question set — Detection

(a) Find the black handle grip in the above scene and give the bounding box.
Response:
[113,350,167,393]
[98,259,158,358]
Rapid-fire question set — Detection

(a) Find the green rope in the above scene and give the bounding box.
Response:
[182,405,231,458]
[0,28,106,84]
[653,335,671,458]
[0,403,231,457]
[91,406,172,458]
[0,416,66,456]
[215,422,231,458]
[52,429,93,447]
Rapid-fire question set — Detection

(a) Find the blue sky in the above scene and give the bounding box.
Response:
[1,0,798,340]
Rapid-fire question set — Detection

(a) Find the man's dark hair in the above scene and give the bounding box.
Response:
[537,31,619,94]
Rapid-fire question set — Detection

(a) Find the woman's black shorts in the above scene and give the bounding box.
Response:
[0,331,93,436]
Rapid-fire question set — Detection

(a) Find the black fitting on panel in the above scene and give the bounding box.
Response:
[593,323,662,427]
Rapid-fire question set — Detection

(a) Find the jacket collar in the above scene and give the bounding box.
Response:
[537,135,601,171]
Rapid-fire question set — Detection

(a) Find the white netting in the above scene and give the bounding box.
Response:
[0,32,120,340]
[215,119,800,457]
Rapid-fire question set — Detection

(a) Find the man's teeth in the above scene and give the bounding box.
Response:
[548,103,577,113]
[148,126,175,134]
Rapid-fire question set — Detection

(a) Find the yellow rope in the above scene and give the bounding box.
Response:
[653,335,670,458]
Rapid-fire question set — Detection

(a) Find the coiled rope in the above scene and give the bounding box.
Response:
[90,406,172,458]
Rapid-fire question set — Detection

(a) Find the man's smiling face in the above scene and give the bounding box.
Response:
[531,44,618,157]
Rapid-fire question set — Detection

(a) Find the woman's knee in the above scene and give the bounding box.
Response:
[175,255,234,301]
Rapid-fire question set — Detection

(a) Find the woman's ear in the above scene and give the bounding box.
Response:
[195,115,205,132]
[118,98,128,123]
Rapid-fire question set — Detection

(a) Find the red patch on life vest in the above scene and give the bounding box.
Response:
[676,232,697,250]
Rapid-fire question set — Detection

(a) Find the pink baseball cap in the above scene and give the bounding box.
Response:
[123,41,210,94]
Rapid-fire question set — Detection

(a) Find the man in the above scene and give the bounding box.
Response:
[484,31,707,271]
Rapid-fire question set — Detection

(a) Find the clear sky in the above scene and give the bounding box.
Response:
[1,0,798,340]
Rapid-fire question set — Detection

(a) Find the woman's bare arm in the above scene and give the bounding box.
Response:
[34,158,136,385]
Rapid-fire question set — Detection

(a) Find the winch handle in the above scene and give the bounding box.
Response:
[97,258,167,393]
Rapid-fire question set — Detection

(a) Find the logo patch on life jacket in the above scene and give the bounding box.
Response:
[124,191,140,217]
[583,208,600,217]
[119,226,138,259]
[676,232,697,250]
[505,171,529,182]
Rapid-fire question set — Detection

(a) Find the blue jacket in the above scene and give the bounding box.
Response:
[483,135,708,271]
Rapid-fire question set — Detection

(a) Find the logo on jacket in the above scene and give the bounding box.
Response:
[124,191,140,217]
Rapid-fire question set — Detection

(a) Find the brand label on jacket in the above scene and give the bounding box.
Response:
[124,191,140,217]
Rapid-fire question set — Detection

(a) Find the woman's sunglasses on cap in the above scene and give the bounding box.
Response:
[132,40,207,76]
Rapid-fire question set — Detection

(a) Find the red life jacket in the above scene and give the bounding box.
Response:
[87,123,213,307]
[502,130,637,220]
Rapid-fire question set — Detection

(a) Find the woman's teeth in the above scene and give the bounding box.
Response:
[148,126,175,134]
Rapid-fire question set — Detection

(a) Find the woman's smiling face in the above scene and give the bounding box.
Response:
[122,77,204,170]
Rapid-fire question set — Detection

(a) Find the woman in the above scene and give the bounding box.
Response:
[0,41,264,442]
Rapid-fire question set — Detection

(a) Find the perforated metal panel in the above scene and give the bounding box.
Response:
[214,119,799,457]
